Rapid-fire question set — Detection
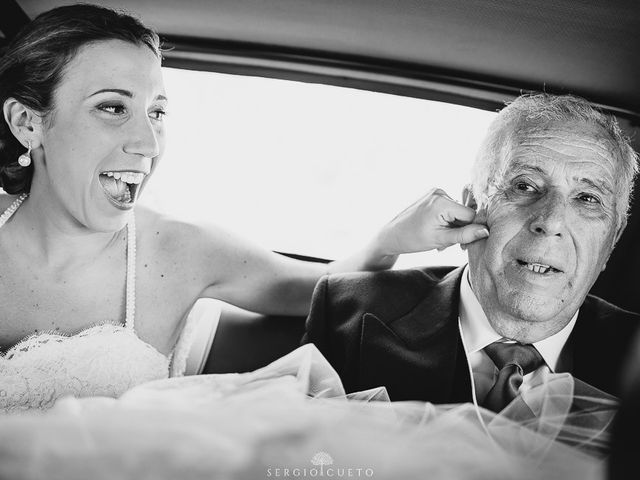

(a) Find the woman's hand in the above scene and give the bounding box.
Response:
[361,188,489,267]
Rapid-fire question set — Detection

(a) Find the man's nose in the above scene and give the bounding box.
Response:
[123,114,160,159]
[528,193,568,237]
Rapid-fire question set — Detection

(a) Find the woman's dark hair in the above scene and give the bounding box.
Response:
[0,3,161,194]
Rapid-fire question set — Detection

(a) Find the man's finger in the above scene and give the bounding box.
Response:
[440,224,489,246]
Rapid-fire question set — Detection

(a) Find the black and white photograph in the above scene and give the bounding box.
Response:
[0,1,639,479]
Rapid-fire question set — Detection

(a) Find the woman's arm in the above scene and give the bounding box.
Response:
[188,189,488,316]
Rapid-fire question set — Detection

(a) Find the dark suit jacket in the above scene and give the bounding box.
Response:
[302,266,640,402]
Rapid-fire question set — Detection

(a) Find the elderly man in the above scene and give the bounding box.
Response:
[302,93,639,408]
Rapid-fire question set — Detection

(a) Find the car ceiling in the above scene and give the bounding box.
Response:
[6,0,640,121]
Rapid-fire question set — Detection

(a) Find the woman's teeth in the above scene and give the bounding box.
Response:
[99,171,146,207]
[103,171,145,184]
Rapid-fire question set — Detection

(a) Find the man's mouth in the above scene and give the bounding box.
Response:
[98,171,146,209]
[516,259,563,274]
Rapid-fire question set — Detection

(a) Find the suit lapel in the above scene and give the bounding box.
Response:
[570,296,626,396]
[358,266,472,402]
[547,294,640,397]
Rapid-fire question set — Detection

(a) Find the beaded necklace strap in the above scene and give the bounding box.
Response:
[125,212,136,330]
[0,193,28,228]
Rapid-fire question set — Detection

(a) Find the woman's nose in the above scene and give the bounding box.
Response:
[123,114,160,159]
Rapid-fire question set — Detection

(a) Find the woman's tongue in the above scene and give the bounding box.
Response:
[103,177,131,203]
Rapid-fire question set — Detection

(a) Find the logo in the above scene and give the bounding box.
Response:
[266,451,374,478]
[311,451,334,475]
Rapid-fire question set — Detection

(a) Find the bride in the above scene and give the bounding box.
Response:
[0,4,488,411]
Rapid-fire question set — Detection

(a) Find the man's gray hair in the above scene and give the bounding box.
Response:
[471,93,639,225]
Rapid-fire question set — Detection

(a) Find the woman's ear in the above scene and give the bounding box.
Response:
[462,184,478,211]
[3,97,43,148]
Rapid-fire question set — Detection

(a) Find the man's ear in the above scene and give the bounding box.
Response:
[614,215,628,245]
[601,215,628,272]
[2,97,43,148]
[460,185,480,252]
[462,184,477,210]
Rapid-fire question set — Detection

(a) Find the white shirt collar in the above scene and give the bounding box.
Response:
[458,265,577,372]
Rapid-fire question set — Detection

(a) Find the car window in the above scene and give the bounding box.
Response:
[140,67,497,268]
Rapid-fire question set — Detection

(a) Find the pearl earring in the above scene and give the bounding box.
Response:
[18,141,31,167]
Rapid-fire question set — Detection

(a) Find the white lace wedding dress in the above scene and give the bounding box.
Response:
[0,195,198,412]
[0,344,615,480]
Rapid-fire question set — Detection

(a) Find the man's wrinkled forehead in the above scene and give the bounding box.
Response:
[502,122,620,189]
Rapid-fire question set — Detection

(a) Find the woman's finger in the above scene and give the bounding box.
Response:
[437,199,477,225]
[438,223,489,248]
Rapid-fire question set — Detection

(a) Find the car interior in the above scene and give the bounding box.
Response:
[2,0,639,375]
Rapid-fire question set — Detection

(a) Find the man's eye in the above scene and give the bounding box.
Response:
[514,182,537,192]
[99,104,126,115]
[578,193,601,204]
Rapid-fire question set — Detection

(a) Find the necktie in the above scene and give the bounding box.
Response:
[481,342,544,413]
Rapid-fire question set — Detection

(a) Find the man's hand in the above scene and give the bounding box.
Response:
[373,188,489,256]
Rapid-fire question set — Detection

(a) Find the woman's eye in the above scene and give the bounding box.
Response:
[578,193,601,204]
[149,109,167,121]
[99,104,126,115]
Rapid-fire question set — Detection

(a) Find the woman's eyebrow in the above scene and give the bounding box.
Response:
[87,88,133,98]
[86,90,167,103]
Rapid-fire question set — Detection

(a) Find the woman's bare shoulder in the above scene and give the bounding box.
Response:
[133,205,270,295]
[133,205,237,277]
[134,206,224,249]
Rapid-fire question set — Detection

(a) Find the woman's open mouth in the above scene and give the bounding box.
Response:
[98,171,146,210]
